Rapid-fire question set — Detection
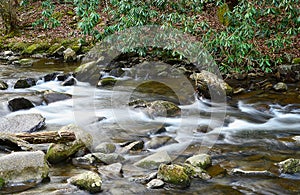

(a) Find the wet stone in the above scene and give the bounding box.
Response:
[43,91,72,104]
[69,171,102,193]
[14,78,36,89]
[0,80,8,90]
[185,154,212,169]
[93,142,116,154]
[8,97,35,111]
[273,82,288,91]
[157,164,191,188]
[146,179,164,189]
[278,158,300,174]
[134,151,172,169]
[61,77,76,86]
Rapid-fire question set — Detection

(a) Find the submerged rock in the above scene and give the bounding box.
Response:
[273,82,288,92]
[8,97,35,111]
[146,100,181,117]
[157,164,191,188]
[98,163,123,178]
[43,90,72,104]
[278,158,300,174]
[14,78,36,89]
[69,171,102,193]
[190,70,233,99]
[0,114,45,133]
[0,80,8,90]
[134,151,172,169]
[0,151,49,185]
[185,154,212,169]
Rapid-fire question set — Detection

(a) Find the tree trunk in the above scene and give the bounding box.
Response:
[0,0,19,34]
[13,131,77,144]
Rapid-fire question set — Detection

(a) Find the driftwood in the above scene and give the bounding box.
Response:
[13,131,76,144]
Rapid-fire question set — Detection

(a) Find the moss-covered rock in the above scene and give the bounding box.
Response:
[157,164,191,188]
[146,100,181,117]
[278,158,300,174]
[185,154,212,169]
[97,77,117,87]
[23,43,50,55]
[23,44,40,55]
[183,163,211,180]
[46,139,86,164]
[69,171,102,193]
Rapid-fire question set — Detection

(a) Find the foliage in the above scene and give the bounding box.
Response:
[7,0,300,72]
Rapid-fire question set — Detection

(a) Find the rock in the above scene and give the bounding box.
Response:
[14,78,36,89]
[277,64,300,82]
[61,77,76,86]
[273,82,288,91]
[183,163,211,180]
[69,171,102,193]
[128,99,147,107]
[8,97,35,111]
[0,80,8,90]
[121,140,144,153]
[56,73,69,81]
[0,114,45,133]
[93,142,116,154]
[0,133,32,152]
[63,48,77,62]
[157,164,191,188]
[75,61,99,85]
[14,58,34,66]
[43,90,72,104]
[98,163,123,177]
[0,151,49,185]
[147,100,181,117]
[3,51,13,56]
[7,55,20,62]
[147,136,174,149]
[190,70,233,99]
[72,154,95,166]
[206,164,227,177]
[185,154,212,169]
[23,44,40,55]
[292,58,300,64]
[43,72,60,82]
[109,68,125,77]
[92,153,125,165]
[146,179,164,189]
[278,158,300,174]
[134,151,172,169]
[131,172,157,184]
[148,126,167,135]
[97,77,117,87]
[46,139,87,164]
[52,46,66,57]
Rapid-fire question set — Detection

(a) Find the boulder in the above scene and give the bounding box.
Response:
[0,151,49,185]
[43,72,60,82]
[157,164,191,188]
[147,136,175,149]
[0,80,8,90]
[121,140,144,153]
[185,154,212,169]
[134,151,172,169]
[273,82,288,92]
[52,46,65,57]
[63,48,77,62]
[146,100,181,117]
[190,70,233,99]
[109,68,125,77]
[183,163,211,180]
[93,142,116,154]
[61,77,76,86]
[69,171,102,193]
[92,153,125,165]
[75,61,99,85]
[278,158,300,174]
[14,78,36,89]
[8,97,35,111]
[43,90,72,104]
[13,58,34,66]
[0,114,45,133]
[3,51,13,56]
[98,163,123,178]
[46,139,86,164]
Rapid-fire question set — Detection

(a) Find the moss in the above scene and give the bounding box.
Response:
[97,77,117,87]
[292,58,300,64]
[23,42,50,55]
[11,42,30,52]
[47,43,62,54]
[0,177,5,190]
[157,164,191,188]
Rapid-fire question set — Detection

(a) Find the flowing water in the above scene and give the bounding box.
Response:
[1,59,300,194]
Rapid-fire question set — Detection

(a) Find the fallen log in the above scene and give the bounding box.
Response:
[13,131,76,144]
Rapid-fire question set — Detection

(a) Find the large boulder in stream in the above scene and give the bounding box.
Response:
[0,80,8,90]
[146,100,181,117]
[190,70,233,99]
[8,97,35,111]
[0,114,45,133]
[0,151,49,186]
[63,48,77,62]
[43,90,72,104]
[14,78,36,89]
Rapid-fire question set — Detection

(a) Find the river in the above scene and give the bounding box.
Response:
[1,58,300,194]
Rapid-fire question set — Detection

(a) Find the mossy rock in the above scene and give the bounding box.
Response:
[278,158,300,174]
[23,43,50,55]
[185,154,212,169]
[157,164,191,188]
[217,3,230,26]
[97,77,117,87]
[292,58,300,64]
[69,171,102,193]
[47,43,62,54]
